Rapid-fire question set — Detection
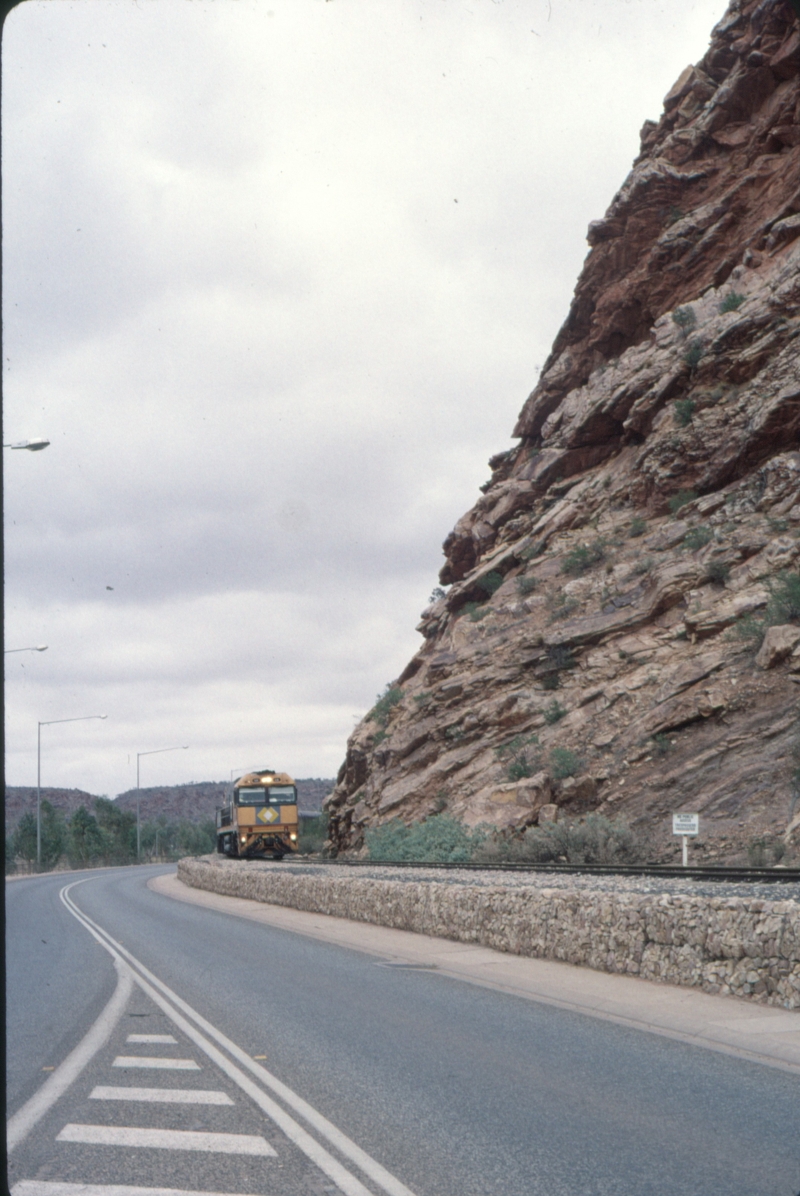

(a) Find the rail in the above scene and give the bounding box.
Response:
[281,858,800,884]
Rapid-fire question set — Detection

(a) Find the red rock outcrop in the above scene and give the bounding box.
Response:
[328,0,800,862]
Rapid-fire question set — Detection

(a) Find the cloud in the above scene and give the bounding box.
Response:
[3,0,723,798]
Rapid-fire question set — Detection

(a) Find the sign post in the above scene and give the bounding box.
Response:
[672,813,699,866]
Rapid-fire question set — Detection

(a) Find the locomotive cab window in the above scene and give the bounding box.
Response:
[236,785,296,804]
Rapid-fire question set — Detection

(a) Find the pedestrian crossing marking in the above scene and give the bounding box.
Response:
[112,1057,199,1070]
[90,1086,233,1105]
[126,1035,177,1045]
[55,1124,276,1156]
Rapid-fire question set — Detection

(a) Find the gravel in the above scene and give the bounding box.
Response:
[226,858,800,904]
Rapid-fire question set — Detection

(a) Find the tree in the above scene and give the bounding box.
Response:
[68,806,105,867]
[13,813,38,867]
[93,797,136,864]
[40,800,66,870]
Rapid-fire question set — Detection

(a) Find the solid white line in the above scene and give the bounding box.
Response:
[12,1183,259,1196]
[61,880,416,1196]
[126,1034,177,1044]
[112,1056,199,1070]
[56,1123,276,1155]
[6,959,134,1154]
[90,1085,234,1105]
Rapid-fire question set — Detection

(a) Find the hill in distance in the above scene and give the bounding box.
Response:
[5,778,334,831]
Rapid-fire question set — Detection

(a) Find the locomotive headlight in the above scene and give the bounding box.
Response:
[289,833,297,841]
[240,835,246,843]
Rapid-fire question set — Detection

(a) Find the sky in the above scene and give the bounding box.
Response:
[3,0,725,799]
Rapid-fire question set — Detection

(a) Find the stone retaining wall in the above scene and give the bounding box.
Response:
[177,858,800,1009]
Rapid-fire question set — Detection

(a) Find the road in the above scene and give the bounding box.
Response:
[6,864,800,1196]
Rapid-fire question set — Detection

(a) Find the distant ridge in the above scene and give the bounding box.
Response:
[5,778,334,830]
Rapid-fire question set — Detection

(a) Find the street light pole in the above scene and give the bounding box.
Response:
[136,745,189,860]
[37,714,107,866]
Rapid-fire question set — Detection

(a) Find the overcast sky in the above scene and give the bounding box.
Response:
[3,0,723,798]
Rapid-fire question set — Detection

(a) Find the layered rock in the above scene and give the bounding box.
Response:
[329,0,800,861]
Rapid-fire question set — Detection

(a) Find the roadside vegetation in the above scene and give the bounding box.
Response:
[364,811,648,866]
[5,797,216,874]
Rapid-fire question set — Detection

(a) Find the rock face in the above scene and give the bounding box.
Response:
[328,0,800,861]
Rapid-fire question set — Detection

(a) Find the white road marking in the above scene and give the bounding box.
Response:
[61,880,418,1196]
[6,960,134,1154]
[12,1183,259,1196]
[55,1123,276,1156]
[90,1086,233,1105]
[112,1056,200,1070]
[126,1034,177,1044]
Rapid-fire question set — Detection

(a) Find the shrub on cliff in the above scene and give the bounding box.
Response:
[668,489,698,515]
[550,747,582,779]
[476,570,504,597]
[734,571,800,646]
[495,733,540,781]
[365,814,486,863]
[671,305,697,335]
[561,539,606,576]
[370,684,403,728]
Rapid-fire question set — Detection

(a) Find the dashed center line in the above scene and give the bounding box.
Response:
[126,1034,177,1044]
[90,1085,234,1105]
[112,1056,200,1070]
[55,1123,277,1155]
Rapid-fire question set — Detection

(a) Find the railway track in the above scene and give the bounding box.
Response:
[296,857,800,884]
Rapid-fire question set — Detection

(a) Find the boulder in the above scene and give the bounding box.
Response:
[755,624,800,670]
[537,804,559,825]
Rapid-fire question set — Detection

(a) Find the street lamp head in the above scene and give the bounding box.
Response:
[36,645,48,652]
[4,438,50,451]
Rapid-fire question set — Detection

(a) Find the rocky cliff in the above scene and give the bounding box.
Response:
[327,0,800,862]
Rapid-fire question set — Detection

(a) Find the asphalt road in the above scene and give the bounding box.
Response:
[6,864,800,1196]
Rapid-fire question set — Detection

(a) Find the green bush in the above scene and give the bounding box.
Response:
[459,601,489,622]
[628,516,647,538]
[550,746,582,779]
[652,732,672,756]
[682,524,713,551]
[365,814,486,863]
[733,571,800,646]
[516,575,537,596]
[476,571,504,597]
[668,489,698,515]
[543,699,567,725]
[747,836,786,867]
[719,291,745,314]
[671,306,697,334]
[502,814,644,865]
[298,812,328,855]
[767,571,800,624]
[12,812,39,867]
[683,338,704,370]
[428,586,446,604]
[707,560,730,586]
[370,684,403,727]
[673,398,696,427]
[561,539,606,576]
[496,733,540,781]
[68,806,106,867]
[632,555,654,576]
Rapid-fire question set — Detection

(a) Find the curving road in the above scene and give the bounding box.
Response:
[6,865,800,1196]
